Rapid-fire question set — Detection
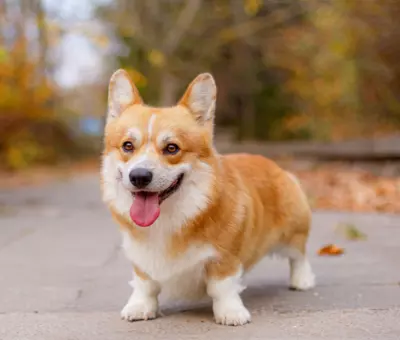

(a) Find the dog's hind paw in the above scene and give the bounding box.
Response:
[289,258,316,291]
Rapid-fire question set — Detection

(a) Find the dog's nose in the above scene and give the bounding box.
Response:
[129,168,153,189]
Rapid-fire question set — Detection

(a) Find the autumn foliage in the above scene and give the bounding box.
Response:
[98,0,400,142]
[2,0,400,170]
[267,0,400,141]
[0,2,77,170]
[1,44,52,169]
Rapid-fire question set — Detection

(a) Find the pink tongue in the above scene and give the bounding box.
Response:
[130,193,160,227]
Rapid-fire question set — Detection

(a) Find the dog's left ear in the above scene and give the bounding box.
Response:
[178,73,216,124]
[107,69,143,122]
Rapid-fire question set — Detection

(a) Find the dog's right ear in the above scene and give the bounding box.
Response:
[107,69,143,122]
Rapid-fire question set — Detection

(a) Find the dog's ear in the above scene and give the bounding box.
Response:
[107,69,143,122]
[178,73,217,124]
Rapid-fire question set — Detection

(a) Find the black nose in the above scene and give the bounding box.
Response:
[129,168,153,189]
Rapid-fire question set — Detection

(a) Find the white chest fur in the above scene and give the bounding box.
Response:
[121,230,216,283]
[103,149,218,297]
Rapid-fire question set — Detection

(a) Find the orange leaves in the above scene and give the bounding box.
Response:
[318,244,344,256]
[317,222,368,257]
[244,0,263,16]
[5,140,43,170]
[0,33,58,169]
[0,47,8,63]
[296,166,400,214]
[263,0,400,141]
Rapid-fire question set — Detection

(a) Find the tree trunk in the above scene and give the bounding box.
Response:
[159,70,179,106]
[231,0,257,141]
[34,0,49,83]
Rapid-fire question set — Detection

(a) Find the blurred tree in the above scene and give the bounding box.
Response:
[96,0,305,140]
[0,0,76,170]
[3,0,399,171]
[266,0,400,140]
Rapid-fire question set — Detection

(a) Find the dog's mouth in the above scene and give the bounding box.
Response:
[158,173,185,204]
[129,174,184,227]
[132,173,184,204]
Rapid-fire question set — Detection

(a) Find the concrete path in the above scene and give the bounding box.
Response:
[0,174,399,339]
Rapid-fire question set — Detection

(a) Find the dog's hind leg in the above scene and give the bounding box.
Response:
[205,257,251,326]
[285,232,316,291]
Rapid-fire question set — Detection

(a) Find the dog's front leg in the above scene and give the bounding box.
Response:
[121,267,160,322]
[206,258,251,326]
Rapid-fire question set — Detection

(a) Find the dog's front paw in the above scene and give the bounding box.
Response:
[120,299,158,322]
[213,299,251,326]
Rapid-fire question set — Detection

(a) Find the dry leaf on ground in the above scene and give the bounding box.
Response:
[318,244,345,256]
[294,164,400,214]
[336,223,367,241]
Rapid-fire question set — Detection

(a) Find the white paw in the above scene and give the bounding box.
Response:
[290,265,316,291]
[213,300,251,326]
[120,299,158,322]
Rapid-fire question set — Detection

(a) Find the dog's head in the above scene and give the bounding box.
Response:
[101,70,217,228]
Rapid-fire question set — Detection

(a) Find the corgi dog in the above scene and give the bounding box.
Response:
[101,70,315,326]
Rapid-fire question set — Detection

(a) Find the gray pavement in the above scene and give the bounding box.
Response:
[0,174,399,339]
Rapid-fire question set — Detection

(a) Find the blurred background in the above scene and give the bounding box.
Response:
[1,0,400,213]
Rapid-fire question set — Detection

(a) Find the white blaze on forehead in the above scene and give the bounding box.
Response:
[147,114,157,140]
[145,114,157,153]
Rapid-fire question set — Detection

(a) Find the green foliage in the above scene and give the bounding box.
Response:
[254,82,293,141]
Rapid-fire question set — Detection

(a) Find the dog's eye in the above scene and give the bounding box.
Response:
[164,143,180,155]
[122,141,134,152]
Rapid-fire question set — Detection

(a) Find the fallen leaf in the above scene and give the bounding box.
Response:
[318,244,344,256]
[336,223,367,241]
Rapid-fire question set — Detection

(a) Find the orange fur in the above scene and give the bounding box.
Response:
[171,154,311,279]
[101,70,314,326]
[104,111,311,278]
